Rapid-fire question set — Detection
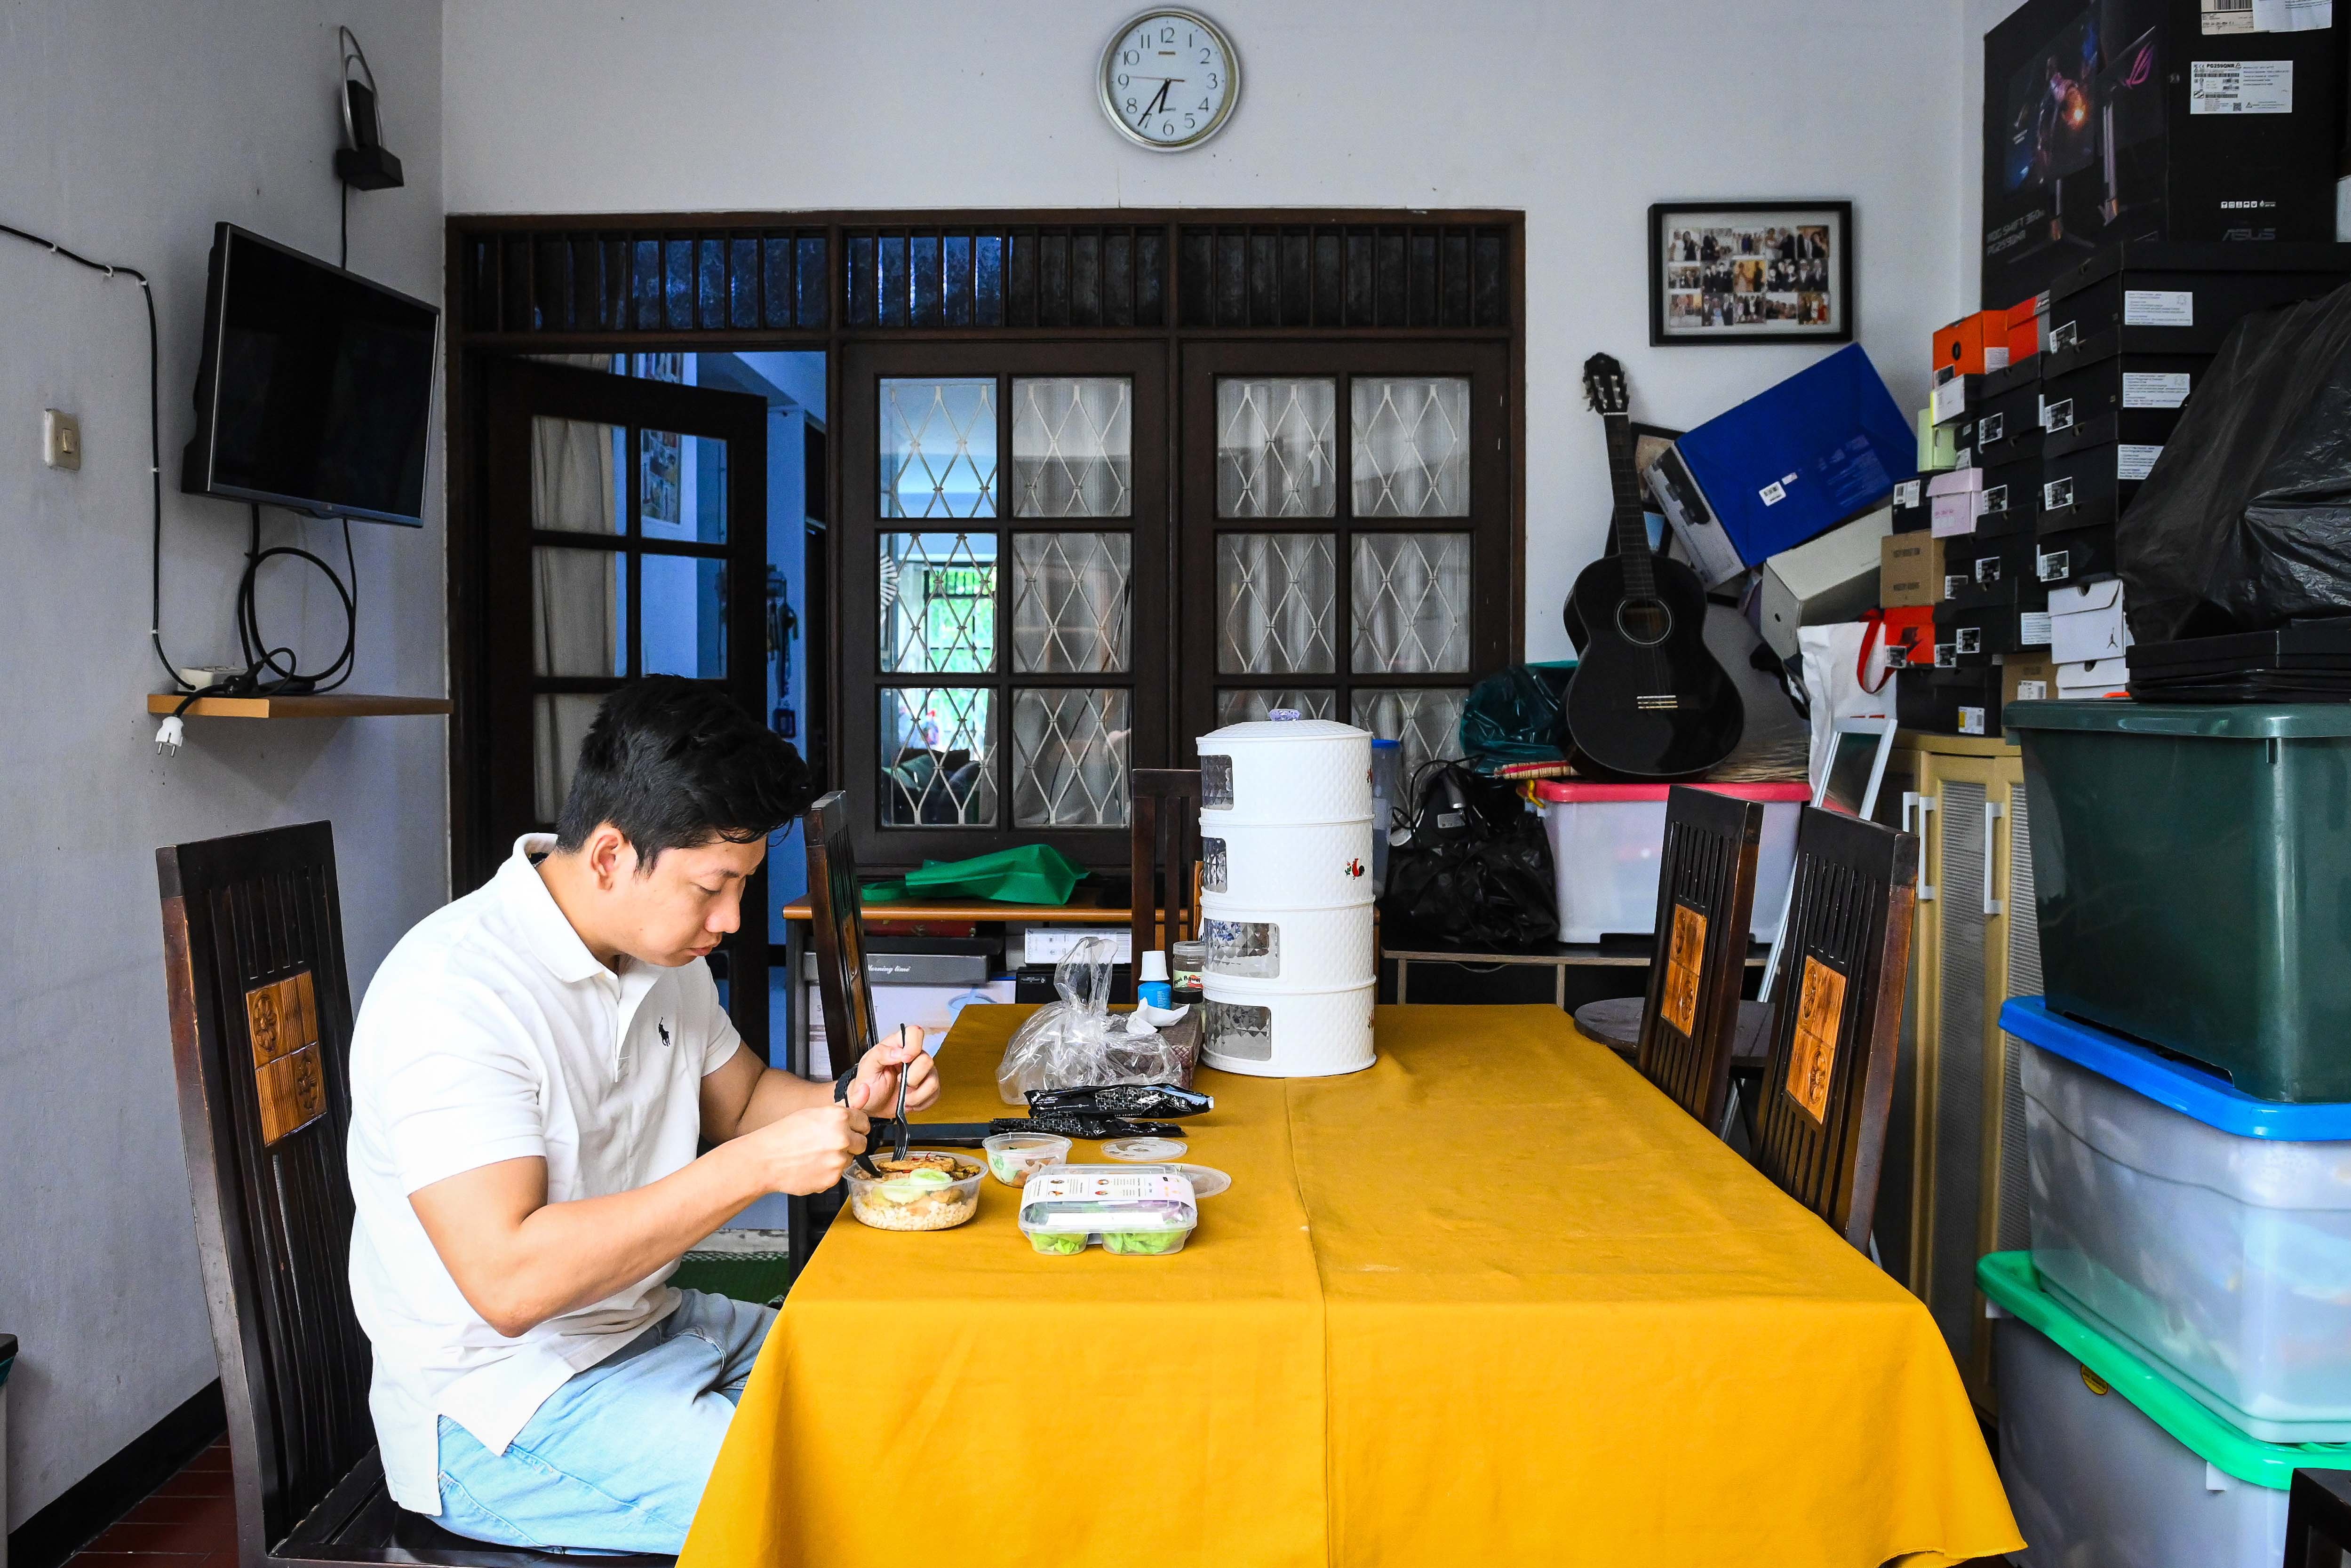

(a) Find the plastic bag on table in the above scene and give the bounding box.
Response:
[2120,282,2351,643]
[996,938,1203,1103]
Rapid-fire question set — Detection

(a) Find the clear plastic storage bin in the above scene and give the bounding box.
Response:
[1017,1165,1198,1256]
[1534,780,1809,943]
[2006,998,2351,1444]
[1981,1252,2305,1568]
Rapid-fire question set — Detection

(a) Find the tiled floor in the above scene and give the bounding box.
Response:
[67,1438,236,1565]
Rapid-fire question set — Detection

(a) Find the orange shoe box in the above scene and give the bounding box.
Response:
[1934,310,2011,378]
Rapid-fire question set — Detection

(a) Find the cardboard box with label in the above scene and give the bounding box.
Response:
[1643,344,1916,587]
[2001,653,2057,708]
[2050,578,2134,669]
[1880,532,1950,608]
[1981,0,2347,308]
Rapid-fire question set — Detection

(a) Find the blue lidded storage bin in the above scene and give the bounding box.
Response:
[2004,997,2351,1444]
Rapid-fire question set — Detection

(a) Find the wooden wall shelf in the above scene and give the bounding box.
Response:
[148,693,453,720]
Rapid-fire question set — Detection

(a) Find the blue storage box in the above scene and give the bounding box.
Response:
[1643,343,1915,586]
[2003,997,2351,1444]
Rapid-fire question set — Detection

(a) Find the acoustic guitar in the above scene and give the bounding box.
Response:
[1561,354,1745,780]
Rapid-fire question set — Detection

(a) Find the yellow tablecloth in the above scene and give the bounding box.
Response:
[681,1005,2019,1568]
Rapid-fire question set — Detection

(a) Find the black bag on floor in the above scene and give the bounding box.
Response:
[2121,282,2351,643]
[1378,761,1557,952]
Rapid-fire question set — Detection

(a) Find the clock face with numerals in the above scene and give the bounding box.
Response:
[1100,9,1239,151]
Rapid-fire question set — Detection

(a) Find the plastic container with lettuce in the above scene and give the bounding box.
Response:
[1016,1165,1199,1257]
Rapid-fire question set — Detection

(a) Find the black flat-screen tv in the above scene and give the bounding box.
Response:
[180,223,439,527]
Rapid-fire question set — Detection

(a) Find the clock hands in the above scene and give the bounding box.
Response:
[1137,78,1178,127]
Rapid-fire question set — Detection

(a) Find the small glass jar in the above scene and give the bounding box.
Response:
[1172,939,1206,1002]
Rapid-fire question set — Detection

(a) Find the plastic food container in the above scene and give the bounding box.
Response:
[2008,702,2351,1101]
[1197,898,1376,987]
[1196,718,1371,826]
[1017,1165,1199,1256]
[2006,998,2351,1443]
[1199,818,1376,908]
[980,1132,1070,1187]
[1533,780,1809,943]
[1199,977,1377,1078]
[1979,1252,2330,1568]
[845,1153,983,1232]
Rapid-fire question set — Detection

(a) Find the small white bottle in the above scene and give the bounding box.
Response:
[1135,949,1173,1009]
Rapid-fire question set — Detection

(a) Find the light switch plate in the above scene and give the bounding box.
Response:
[43,409,80,470]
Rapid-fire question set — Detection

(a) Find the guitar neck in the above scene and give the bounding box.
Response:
[1602,412,1655,597]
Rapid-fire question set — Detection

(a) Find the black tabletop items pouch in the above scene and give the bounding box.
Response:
[1377,761,1558,953]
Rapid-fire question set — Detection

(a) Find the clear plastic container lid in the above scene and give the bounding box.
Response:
[1017,1164,1199,1246]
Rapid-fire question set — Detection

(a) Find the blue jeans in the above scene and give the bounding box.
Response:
[431,1289,775,1555]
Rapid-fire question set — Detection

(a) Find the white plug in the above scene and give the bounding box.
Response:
[155,715,184,756]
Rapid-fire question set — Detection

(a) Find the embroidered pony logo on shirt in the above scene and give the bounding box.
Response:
[657,1019,672,1049]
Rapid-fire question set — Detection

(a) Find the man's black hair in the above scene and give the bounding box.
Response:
[555,677,813,869]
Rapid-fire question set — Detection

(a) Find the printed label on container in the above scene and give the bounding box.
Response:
[1894,479,1922,508]
[2044,397,2075,431]
[2123,290,2195,327]
[2123,372,2193,408]
[2038,549,2070,582]
[1985,346,2011,371]
[2119,444,2164,481]
[1983,484,2009,514]
[1958,705,1988,736]
[1931,379,1968,424]
[1976,557,2003,585]
[2043,477,2076,512]
[2016,679,2050,700]
[1944,573,1967,601]
[2255,0,2333,29]
[1957,627,1983,654]
[2049,319,2080,351]
[1935,642,1958,668]
[2202,0,2255,31]
[2021,611,2054,645]
[1979,412,2006,445]
[2190,60,2294,114]
[1759,480,1786,505]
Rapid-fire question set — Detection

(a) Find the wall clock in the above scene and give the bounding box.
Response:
[1100,9,1239,151]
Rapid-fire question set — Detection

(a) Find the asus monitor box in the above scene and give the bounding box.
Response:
[1982,0,2343,310]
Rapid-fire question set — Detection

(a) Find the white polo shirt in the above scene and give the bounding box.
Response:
[346,834,741,1514]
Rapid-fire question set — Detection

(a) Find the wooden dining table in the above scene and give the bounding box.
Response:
[680,1003,2019,1568]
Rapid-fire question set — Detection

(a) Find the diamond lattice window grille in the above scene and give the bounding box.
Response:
[880,378,998,518]
[1352,687,1468,778]
[1352,377,1470,517]
[1012,532,1131,673]
[1351,533,1471,673]
[1214,689,1337,726]
[879,686,998,827]
[880,533,998,673]
[1012,688,1130,828]
[1217,533,1337,676]
[1216,378,1336,518]
[1012,378,1133,517]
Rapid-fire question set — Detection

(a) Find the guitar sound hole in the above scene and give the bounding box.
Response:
[1617,598,1673,646]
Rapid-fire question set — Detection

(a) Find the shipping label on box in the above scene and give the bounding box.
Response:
[2002,653,2056,708]
[2190,59,2295,113]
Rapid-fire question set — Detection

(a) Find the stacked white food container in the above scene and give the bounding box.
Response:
[1194,716,1377,1078]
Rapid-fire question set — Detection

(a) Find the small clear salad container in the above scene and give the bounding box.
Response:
[845,1152,983,1232]
[981,1131,1071,1186]
[1016,1164,1198,1257]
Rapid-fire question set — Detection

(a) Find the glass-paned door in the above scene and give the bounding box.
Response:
[1181,342,1509,775]
[841,342,1168,868]
[483,358,772,1043]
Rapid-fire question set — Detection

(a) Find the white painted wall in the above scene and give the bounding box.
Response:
[0,0,446,1530]
[446,0,1972,660]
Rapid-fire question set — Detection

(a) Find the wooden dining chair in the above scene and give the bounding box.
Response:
[2286,1468,2351,1566]
[1745,806,1919,1251]
[804,789,877,1075]
[157,821,673,1566]
[1631,787,1766,1132]
[1128,768,1203,1001]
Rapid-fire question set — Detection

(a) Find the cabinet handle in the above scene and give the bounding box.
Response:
[1983,800,2005,917]
[1907,793,1937,901]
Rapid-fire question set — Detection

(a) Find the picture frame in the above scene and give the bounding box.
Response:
[1648,200,1853,347]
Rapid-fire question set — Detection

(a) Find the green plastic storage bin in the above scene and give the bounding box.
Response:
[2006,700,2351,1102]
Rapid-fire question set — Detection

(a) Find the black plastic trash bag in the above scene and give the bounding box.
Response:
[1459,662,1574,774]
[2121,282,2351,643]
[1377,761,1558,952]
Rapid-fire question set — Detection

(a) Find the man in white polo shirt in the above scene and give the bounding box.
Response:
[346,678,938,1554]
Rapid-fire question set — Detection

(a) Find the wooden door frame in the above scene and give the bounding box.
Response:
[443,209,1527,885]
